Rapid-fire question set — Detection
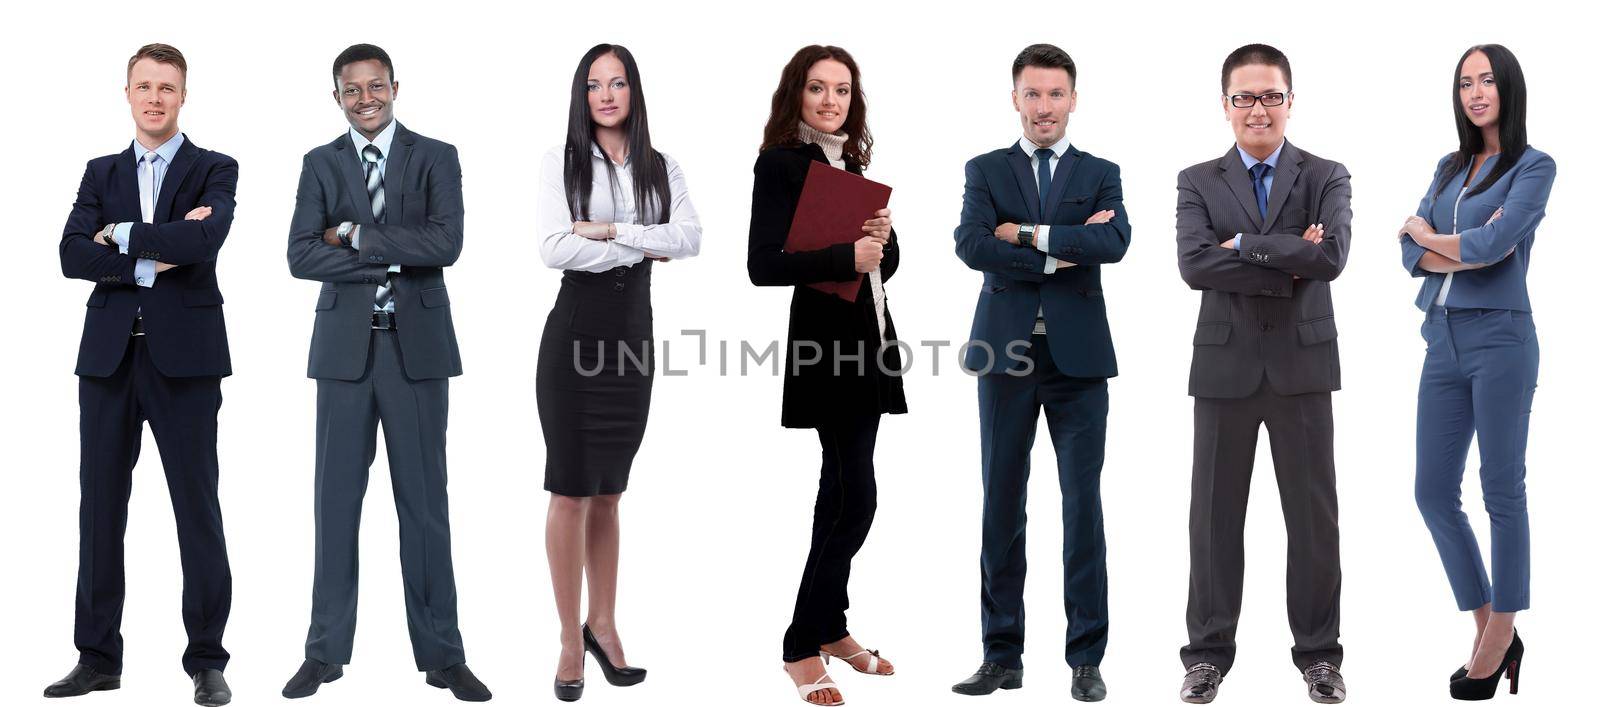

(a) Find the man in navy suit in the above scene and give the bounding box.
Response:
[951,44,1130,703]
[49,44,237,707]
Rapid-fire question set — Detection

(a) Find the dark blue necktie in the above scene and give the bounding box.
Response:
[1035,147,1053,215]
[1250,162,1271,220]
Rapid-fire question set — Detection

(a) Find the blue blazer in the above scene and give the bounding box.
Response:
[59,136,237,378]
[954,142,1130,376]
[1402,147,1556,312]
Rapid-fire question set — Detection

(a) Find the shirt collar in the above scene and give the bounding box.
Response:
[349,119,398,158]
[590,141,630,166]
[1237,141,1285,171]
[132,132,185,165]
[1020,133,1070,160]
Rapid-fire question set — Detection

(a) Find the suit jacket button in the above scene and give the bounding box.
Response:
[613,283,625,292]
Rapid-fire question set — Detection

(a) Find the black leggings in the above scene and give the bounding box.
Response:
[782,415,880,662]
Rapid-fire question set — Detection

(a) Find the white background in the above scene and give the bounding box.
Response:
[4,1,1595,705]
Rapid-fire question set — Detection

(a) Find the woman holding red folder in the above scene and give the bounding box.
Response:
[747,44,904,706]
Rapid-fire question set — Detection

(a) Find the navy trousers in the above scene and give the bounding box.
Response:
[76,338,231,676]
[1415,307,1538,612]
[978,335,1109,670]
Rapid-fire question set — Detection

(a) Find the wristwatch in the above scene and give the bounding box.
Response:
[1017,223,1036,249]
[336,221,355,248]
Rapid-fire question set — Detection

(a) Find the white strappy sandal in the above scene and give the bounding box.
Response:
[823,648,894,676]
[794,677,843,706]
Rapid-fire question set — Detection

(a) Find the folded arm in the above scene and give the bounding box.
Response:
[124,155,238,265]
[1235,164,1352,281]
[287,154,391,284]
[952,159,1046,283]
[355,145,464,268]
[1175,171,1293,297]
[1038,164,1131,267]
[612,157,703,260]
[60,162,138,285]
[536,148,646,272]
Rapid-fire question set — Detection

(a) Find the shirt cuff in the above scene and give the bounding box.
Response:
[134,258,157,288]
[349,223,360,250]
[1035,225,1051,255]
[112,223,133,254]
[612,222,637,247]
[1234,233,1244,250]
[388,264,401,273]
[1043,255,1058,275]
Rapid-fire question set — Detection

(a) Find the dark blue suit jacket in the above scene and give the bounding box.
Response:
[59,136,237,378]
[954,142,1129,376]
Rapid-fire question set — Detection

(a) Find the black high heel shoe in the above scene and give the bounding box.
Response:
[1449,631,1522,700]
[583,623,647,687]
[554,654,585,702]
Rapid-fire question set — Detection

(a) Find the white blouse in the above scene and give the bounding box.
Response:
[537,144,703,272]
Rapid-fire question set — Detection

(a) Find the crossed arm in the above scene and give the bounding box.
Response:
[1400,153,1554,276]
[60,159,233,286]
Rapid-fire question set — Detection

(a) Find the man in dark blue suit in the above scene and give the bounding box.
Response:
[49,44,237,707]
[951,44,1130,703]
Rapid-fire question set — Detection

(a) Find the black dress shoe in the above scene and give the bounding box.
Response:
[952,661,1023,695]
[43,664,121,698]
[1180,663,1222,704]
[582,623,646,686]
[1302,662,1346,704]
[192,670,231,707]
[282,659,343,699]
[426,663,493,702]
[1071,665,1107,702]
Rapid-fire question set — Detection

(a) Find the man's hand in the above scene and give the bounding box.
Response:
[574,222,615,240]
[184,206,213,221]
[322,227,345,247]
[994,223,1020,245]
[1084,210,1115,225]
[155,262,177,273]
[94,224,116,247]
[1220,236,1237,250]
[1302,223,1325,243]
[862,208,892,242]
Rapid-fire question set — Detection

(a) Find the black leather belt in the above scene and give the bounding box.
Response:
[371,311,397,330]
[131,317,145,336]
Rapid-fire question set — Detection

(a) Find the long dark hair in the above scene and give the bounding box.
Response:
[564,44,671,224]
[1436,44,1528,198]
[760,45,873,168]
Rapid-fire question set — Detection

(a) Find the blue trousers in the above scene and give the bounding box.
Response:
[978,335,1109,669]
[1415,307,1538,612]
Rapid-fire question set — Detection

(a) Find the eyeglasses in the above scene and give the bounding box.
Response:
[1228,92,1288,109]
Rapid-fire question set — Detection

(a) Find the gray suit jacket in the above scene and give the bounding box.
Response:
[287,122,464,381]
[1176,141,1351,399]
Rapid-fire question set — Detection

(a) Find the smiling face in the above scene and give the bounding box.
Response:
[1013,65,1075,148]
[1458,50,1499,132]
[335,59,398,138]
[801,58,851,134]
[587,52,631,129]
[125,58,185,145]
[1223,63,1292,160]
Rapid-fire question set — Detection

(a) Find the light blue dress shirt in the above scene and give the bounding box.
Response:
[1232,141,1284,250]
[111,132,185,287]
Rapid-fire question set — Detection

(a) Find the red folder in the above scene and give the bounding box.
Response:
[785,160,893,303]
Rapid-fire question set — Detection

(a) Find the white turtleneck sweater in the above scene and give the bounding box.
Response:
[796,121,888,340]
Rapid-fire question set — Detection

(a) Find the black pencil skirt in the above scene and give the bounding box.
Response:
[536,264,654,497]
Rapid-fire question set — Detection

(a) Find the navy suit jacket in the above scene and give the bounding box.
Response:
[954,142,1130,376]
[60,136,237,378]
[287,122,464,381]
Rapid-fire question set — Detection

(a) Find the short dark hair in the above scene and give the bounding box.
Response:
[332,43,394,86]
[1221,43,1291,94]
[127,43,186,82]
[1012,44,1076,85]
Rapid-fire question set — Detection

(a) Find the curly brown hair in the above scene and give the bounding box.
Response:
[760,45,873,168]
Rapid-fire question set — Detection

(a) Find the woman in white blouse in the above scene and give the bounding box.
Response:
[534,43,701,702]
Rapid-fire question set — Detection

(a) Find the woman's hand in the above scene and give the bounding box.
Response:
[854,236,884,273]
[861,208,892,243]
[1400,215,1435,241]
[574,221,616,240]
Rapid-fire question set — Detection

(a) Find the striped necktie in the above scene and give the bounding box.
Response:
[363,145,394,311]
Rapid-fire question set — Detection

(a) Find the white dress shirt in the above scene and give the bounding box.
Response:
[347,120,402,281]
[1019,133,1074,334]
[537,144,703,272]
[110,132,185,288]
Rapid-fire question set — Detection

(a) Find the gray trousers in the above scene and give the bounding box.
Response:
[304,330,465,670]
[1181,383,1342,674]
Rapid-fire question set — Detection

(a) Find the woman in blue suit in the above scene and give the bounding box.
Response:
[1398,44,1555,702]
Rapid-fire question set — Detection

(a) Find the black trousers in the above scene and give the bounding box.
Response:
[1182,383,1342,674]
[782,414,880,662]
[76,338,231,675]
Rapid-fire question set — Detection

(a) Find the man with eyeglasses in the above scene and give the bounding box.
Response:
[1173,44,1351,704]
[280,43,490,702]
